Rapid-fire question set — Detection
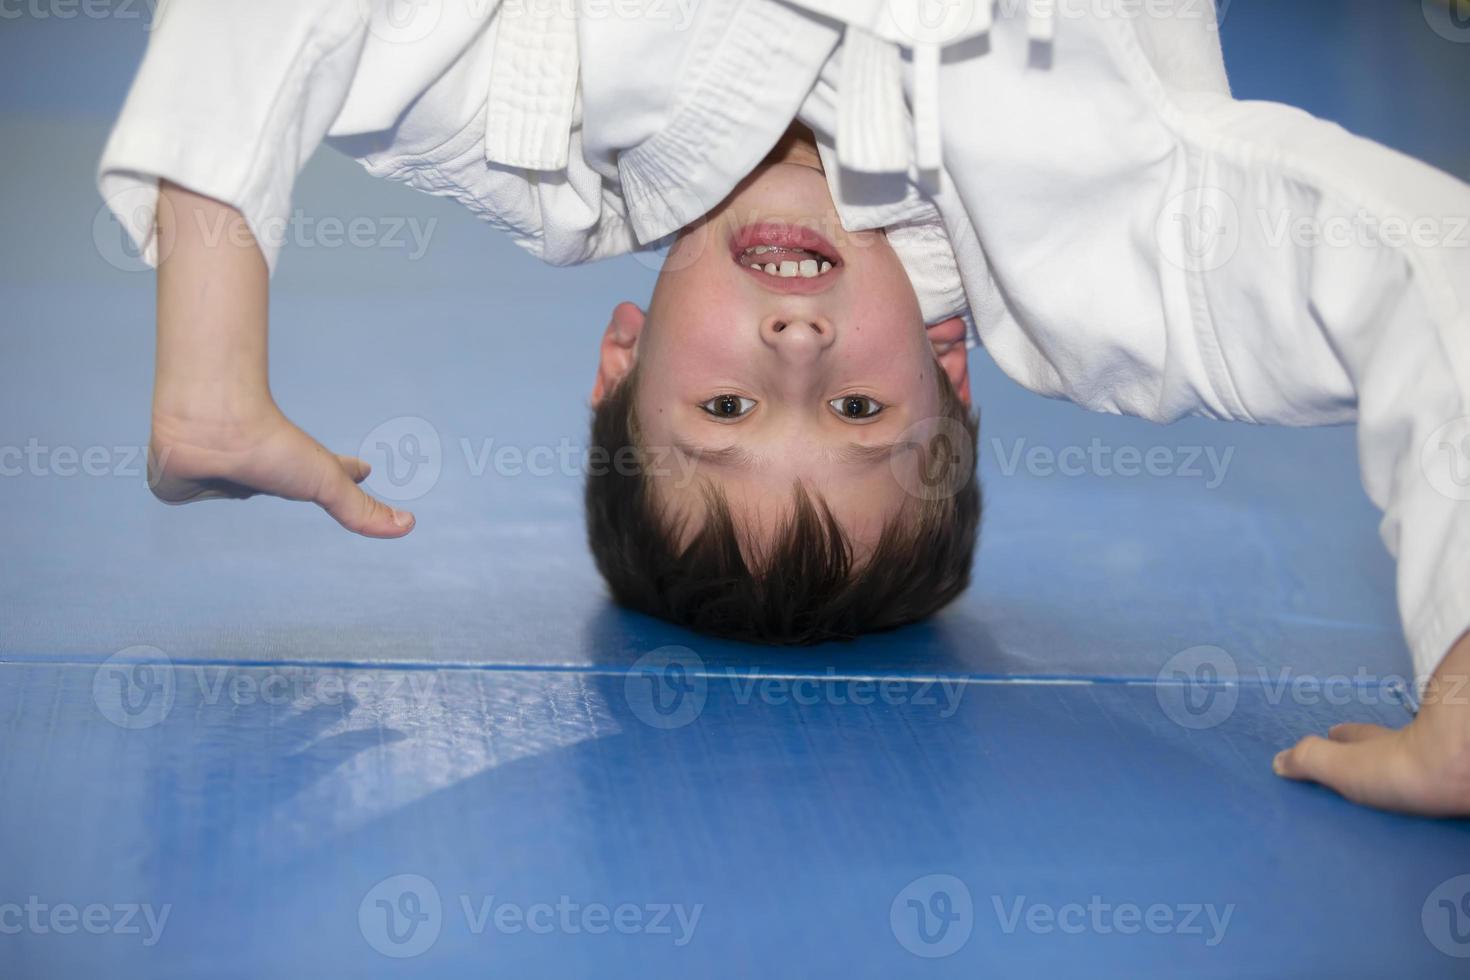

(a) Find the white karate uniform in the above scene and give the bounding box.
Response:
[98,0,1470,682]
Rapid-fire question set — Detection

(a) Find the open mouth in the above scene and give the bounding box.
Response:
[736,245,835,279]
[730,223,842,286]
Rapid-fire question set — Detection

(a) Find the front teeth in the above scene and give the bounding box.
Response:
[744,248,836,278]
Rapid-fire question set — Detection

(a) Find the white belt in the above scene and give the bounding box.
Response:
[483,0,580,170]
[480,0,1060,178]
[838,0,1057,173]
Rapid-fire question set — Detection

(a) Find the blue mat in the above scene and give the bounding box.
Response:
[0,659,1461,978]
[3,2,1470,976]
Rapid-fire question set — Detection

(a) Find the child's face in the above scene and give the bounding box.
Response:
[592,132,969,555]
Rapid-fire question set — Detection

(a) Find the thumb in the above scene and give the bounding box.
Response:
[1273,732,1410,809]
[312,446,415,538]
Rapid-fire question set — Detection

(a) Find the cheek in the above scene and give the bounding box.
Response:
[649,272,751,364]
[840,306,933,377]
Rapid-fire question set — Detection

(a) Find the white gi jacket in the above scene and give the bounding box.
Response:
[98,0,1470,682]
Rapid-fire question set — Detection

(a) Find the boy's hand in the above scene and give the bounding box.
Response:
[150,180,412,538]
[1273,631,1470,817]
[150,402,413,537]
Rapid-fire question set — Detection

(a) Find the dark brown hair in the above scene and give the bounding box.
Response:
[585,365,980,644]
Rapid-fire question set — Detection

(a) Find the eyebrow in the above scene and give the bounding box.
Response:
[836,440,916,465]
[672,440,914,470]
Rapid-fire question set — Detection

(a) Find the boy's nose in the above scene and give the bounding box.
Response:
[759,313,835,361]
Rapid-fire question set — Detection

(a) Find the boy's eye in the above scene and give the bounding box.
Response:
[701,394,757,419]
[829,395,884,420]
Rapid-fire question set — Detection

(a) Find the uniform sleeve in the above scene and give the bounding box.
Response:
[928,6,1470,684]
[96,0,371,271]
[1170,95,1470,686]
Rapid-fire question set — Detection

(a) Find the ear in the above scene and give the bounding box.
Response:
[590,302,646,407]
[927,316,971,408]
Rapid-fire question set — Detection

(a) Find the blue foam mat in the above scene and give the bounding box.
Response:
[2,660,1467,979]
